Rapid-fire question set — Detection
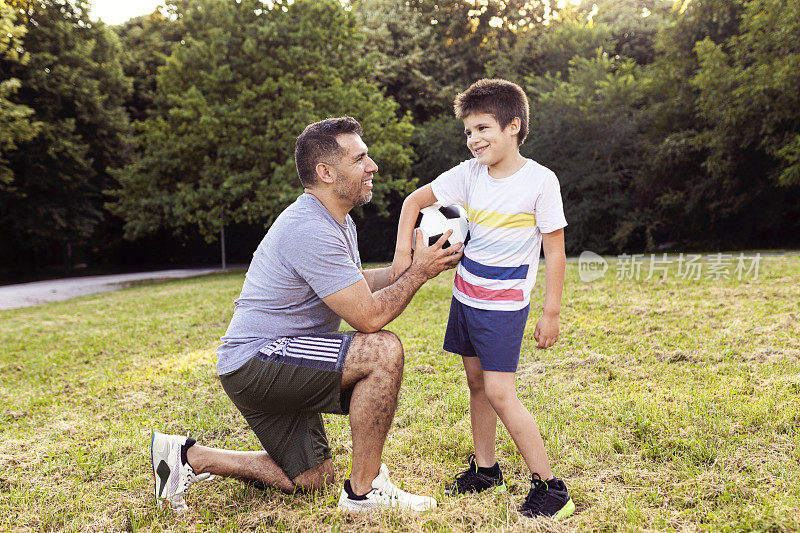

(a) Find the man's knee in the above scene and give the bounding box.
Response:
[377,330,403,369]
[293,459,336,491]
[353,330,404,368]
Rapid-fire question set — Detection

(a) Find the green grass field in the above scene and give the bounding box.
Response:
[1,254,799,532]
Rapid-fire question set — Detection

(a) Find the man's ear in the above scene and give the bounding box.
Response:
[315,162,336,184]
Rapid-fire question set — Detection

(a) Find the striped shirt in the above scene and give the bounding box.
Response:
[431,158,567,311]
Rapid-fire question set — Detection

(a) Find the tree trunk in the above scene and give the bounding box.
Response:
[65,241,72,276]
[220,224,227,271]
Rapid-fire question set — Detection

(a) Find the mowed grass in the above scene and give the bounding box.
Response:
[1,254,799,532]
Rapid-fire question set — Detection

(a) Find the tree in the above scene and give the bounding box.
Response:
[692,0,800,187]
[525,49,647,253]
[412,113,470,185]
[114,8,186,122]
[108,0,415,266]
[351,0,457,121]
[0,0,130,271]
[589,0,673,65]
[635,0,799,251]
[0,0,39,188]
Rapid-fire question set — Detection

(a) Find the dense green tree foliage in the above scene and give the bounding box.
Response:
[2,0,799,279]
[489,9,612,81]
[0,0,39,188]
[0,0,129,270]
[692,0,800,187]
[412,113,470,184]
[588,0,673,65]
[526,50,648,253]
[114,8,186,122]
[635,0,799,250]
[108,0,415,252]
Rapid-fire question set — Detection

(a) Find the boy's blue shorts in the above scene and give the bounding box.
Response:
[443,296,530,372]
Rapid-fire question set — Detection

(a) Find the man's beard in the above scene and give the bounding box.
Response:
[334,173,372,207]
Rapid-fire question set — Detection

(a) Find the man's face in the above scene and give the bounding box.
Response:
[329,133,378,208]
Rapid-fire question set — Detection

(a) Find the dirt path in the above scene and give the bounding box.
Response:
[0,268,230,310]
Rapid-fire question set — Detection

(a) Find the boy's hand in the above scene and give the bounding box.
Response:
[534,314,559,349]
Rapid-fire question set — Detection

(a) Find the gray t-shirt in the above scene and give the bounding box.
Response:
[217,193,363,375]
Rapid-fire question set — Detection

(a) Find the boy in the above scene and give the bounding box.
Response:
[390,79,574,519]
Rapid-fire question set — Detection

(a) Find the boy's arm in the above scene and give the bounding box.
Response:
[361,266,392,292]
[390,184,439,282]
[534,228,566,349]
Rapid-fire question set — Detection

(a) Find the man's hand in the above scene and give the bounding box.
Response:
[323,229,462,334]
[534,313,559,349]
[409,229,463,279]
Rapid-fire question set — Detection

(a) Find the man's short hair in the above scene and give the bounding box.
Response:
[295,117,363,187]
[454,79,530,145]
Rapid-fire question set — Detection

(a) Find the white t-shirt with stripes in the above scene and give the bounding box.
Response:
[431,158,567,311]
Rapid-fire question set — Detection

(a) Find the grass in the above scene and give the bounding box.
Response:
[1,254,798,532]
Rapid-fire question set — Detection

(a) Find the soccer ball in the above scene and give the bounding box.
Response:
[413,204,469,250]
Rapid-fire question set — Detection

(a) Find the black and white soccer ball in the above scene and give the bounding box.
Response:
[413,204,469,250]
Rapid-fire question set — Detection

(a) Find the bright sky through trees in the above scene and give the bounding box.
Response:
[90,0,163,25]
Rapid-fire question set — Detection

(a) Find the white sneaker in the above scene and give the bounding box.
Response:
[337,463,437,513]
[150,432,214,513]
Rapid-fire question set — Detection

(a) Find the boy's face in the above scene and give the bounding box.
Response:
[462,113,520,168]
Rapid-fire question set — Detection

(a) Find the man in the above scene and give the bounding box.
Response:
[150,117,462,513]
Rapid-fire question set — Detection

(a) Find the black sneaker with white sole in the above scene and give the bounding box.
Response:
[519,473,575,519]
[445,454,505,496]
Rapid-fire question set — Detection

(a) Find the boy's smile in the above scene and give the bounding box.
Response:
[463,113,524,177]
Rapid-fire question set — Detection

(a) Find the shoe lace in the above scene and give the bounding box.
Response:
[524,473,550,509]
[376,483,401,502]
[452,454,480,490]
[174,435,201,502]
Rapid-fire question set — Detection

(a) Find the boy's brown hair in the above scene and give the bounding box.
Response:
[454,79,530,145]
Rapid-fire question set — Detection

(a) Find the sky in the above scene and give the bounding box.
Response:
[88,0,590,26]
[89,0,164,25]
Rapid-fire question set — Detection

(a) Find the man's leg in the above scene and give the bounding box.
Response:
[186,445,296,493]
[482,370,553,479]
[291,458,336,490]
[339,330,404,495]
[462,356,498,468]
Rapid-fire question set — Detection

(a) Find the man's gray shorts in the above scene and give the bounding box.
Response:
[219,332,355,480]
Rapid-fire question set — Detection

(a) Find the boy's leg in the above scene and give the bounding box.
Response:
[462,356,498,468]
[482,370,553,480]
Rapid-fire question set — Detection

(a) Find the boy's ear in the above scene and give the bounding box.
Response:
[505,117,521,136]
[315,162,336,184]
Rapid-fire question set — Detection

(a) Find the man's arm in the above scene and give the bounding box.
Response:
[534,228,566,349]
[325,230,462,333]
